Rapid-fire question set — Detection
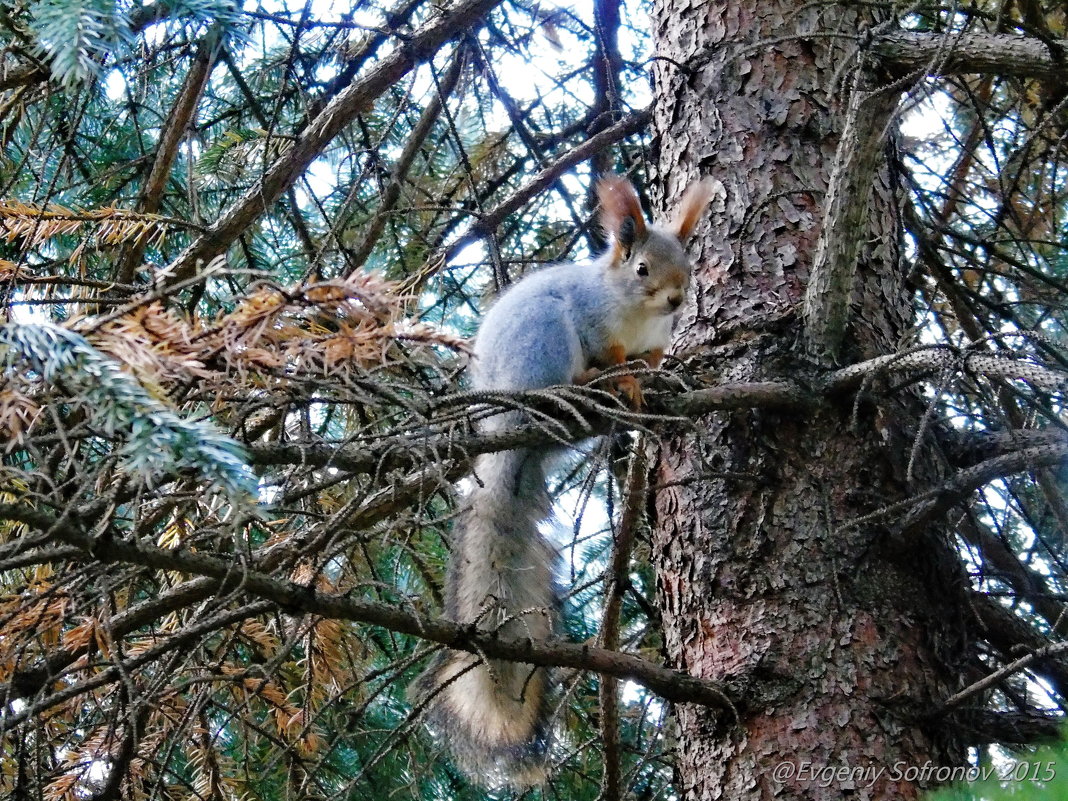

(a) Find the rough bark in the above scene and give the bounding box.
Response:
[649,3,974,799]
[873,30,1068,81]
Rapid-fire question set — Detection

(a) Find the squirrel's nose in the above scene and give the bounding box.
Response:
[667,294,683,310]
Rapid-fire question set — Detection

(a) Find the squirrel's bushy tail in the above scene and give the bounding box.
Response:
[415,444,557,786]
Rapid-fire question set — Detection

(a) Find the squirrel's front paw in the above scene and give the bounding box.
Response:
[642,348,665,369]
[577,367,643,408]
[615,374,644,409]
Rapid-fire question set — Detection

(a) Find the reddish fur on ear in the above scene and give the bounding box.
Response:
[596,176,647,249]
[671,179,714,243]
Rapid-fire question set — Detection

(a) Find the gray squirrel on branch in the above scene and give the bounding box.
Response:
[414,176,712,786]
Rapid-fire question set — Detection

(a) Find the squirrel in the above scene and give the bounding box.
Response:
[413,176,712,786]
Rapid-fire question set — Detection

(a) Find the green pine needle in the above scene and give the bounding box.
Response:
[0,322,257,504]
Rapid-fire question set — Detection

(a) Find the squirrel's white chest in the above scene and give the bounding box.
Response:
[610,311,675,357]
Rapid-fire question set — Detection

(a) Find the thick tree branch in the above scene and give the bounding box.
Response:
[941,428,1068,468]
[874,30,1068,81]
[822,346,1067,393]
[898,443,1068,535]
[248,348,1064,482]
[803,26,1068,362]
[803,74,900,363]
[248,380,813,479]
[950,709,1064,746]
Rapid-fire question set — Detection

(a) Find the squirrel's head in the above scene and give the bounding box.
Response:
[596,176,713,316]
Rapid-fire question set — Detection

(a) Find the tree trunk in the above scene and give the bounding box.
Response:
[649,2,974,799]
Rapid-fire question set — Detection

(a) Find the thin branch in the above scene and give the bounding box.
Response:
[116,31,221,284]
[598,439,648,801]
[970,591,1068,698]
[0,502,739,712]
[936,641,1068,715]
[344,45,467,276]
[164,0,506,286]
[438,108,651,263]
[960,514,1068,636]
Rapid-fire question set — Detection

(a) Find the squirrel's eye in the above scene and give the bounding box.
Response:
[636,261,649,277]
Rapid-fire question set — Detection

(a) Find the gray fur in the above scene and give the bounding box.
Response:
[473,225,691,389]
[413,182,710,787]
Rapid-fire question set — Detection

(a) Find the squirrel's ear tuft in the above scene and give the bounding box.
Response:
[597,176,647,259]
[671,179,714,243]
